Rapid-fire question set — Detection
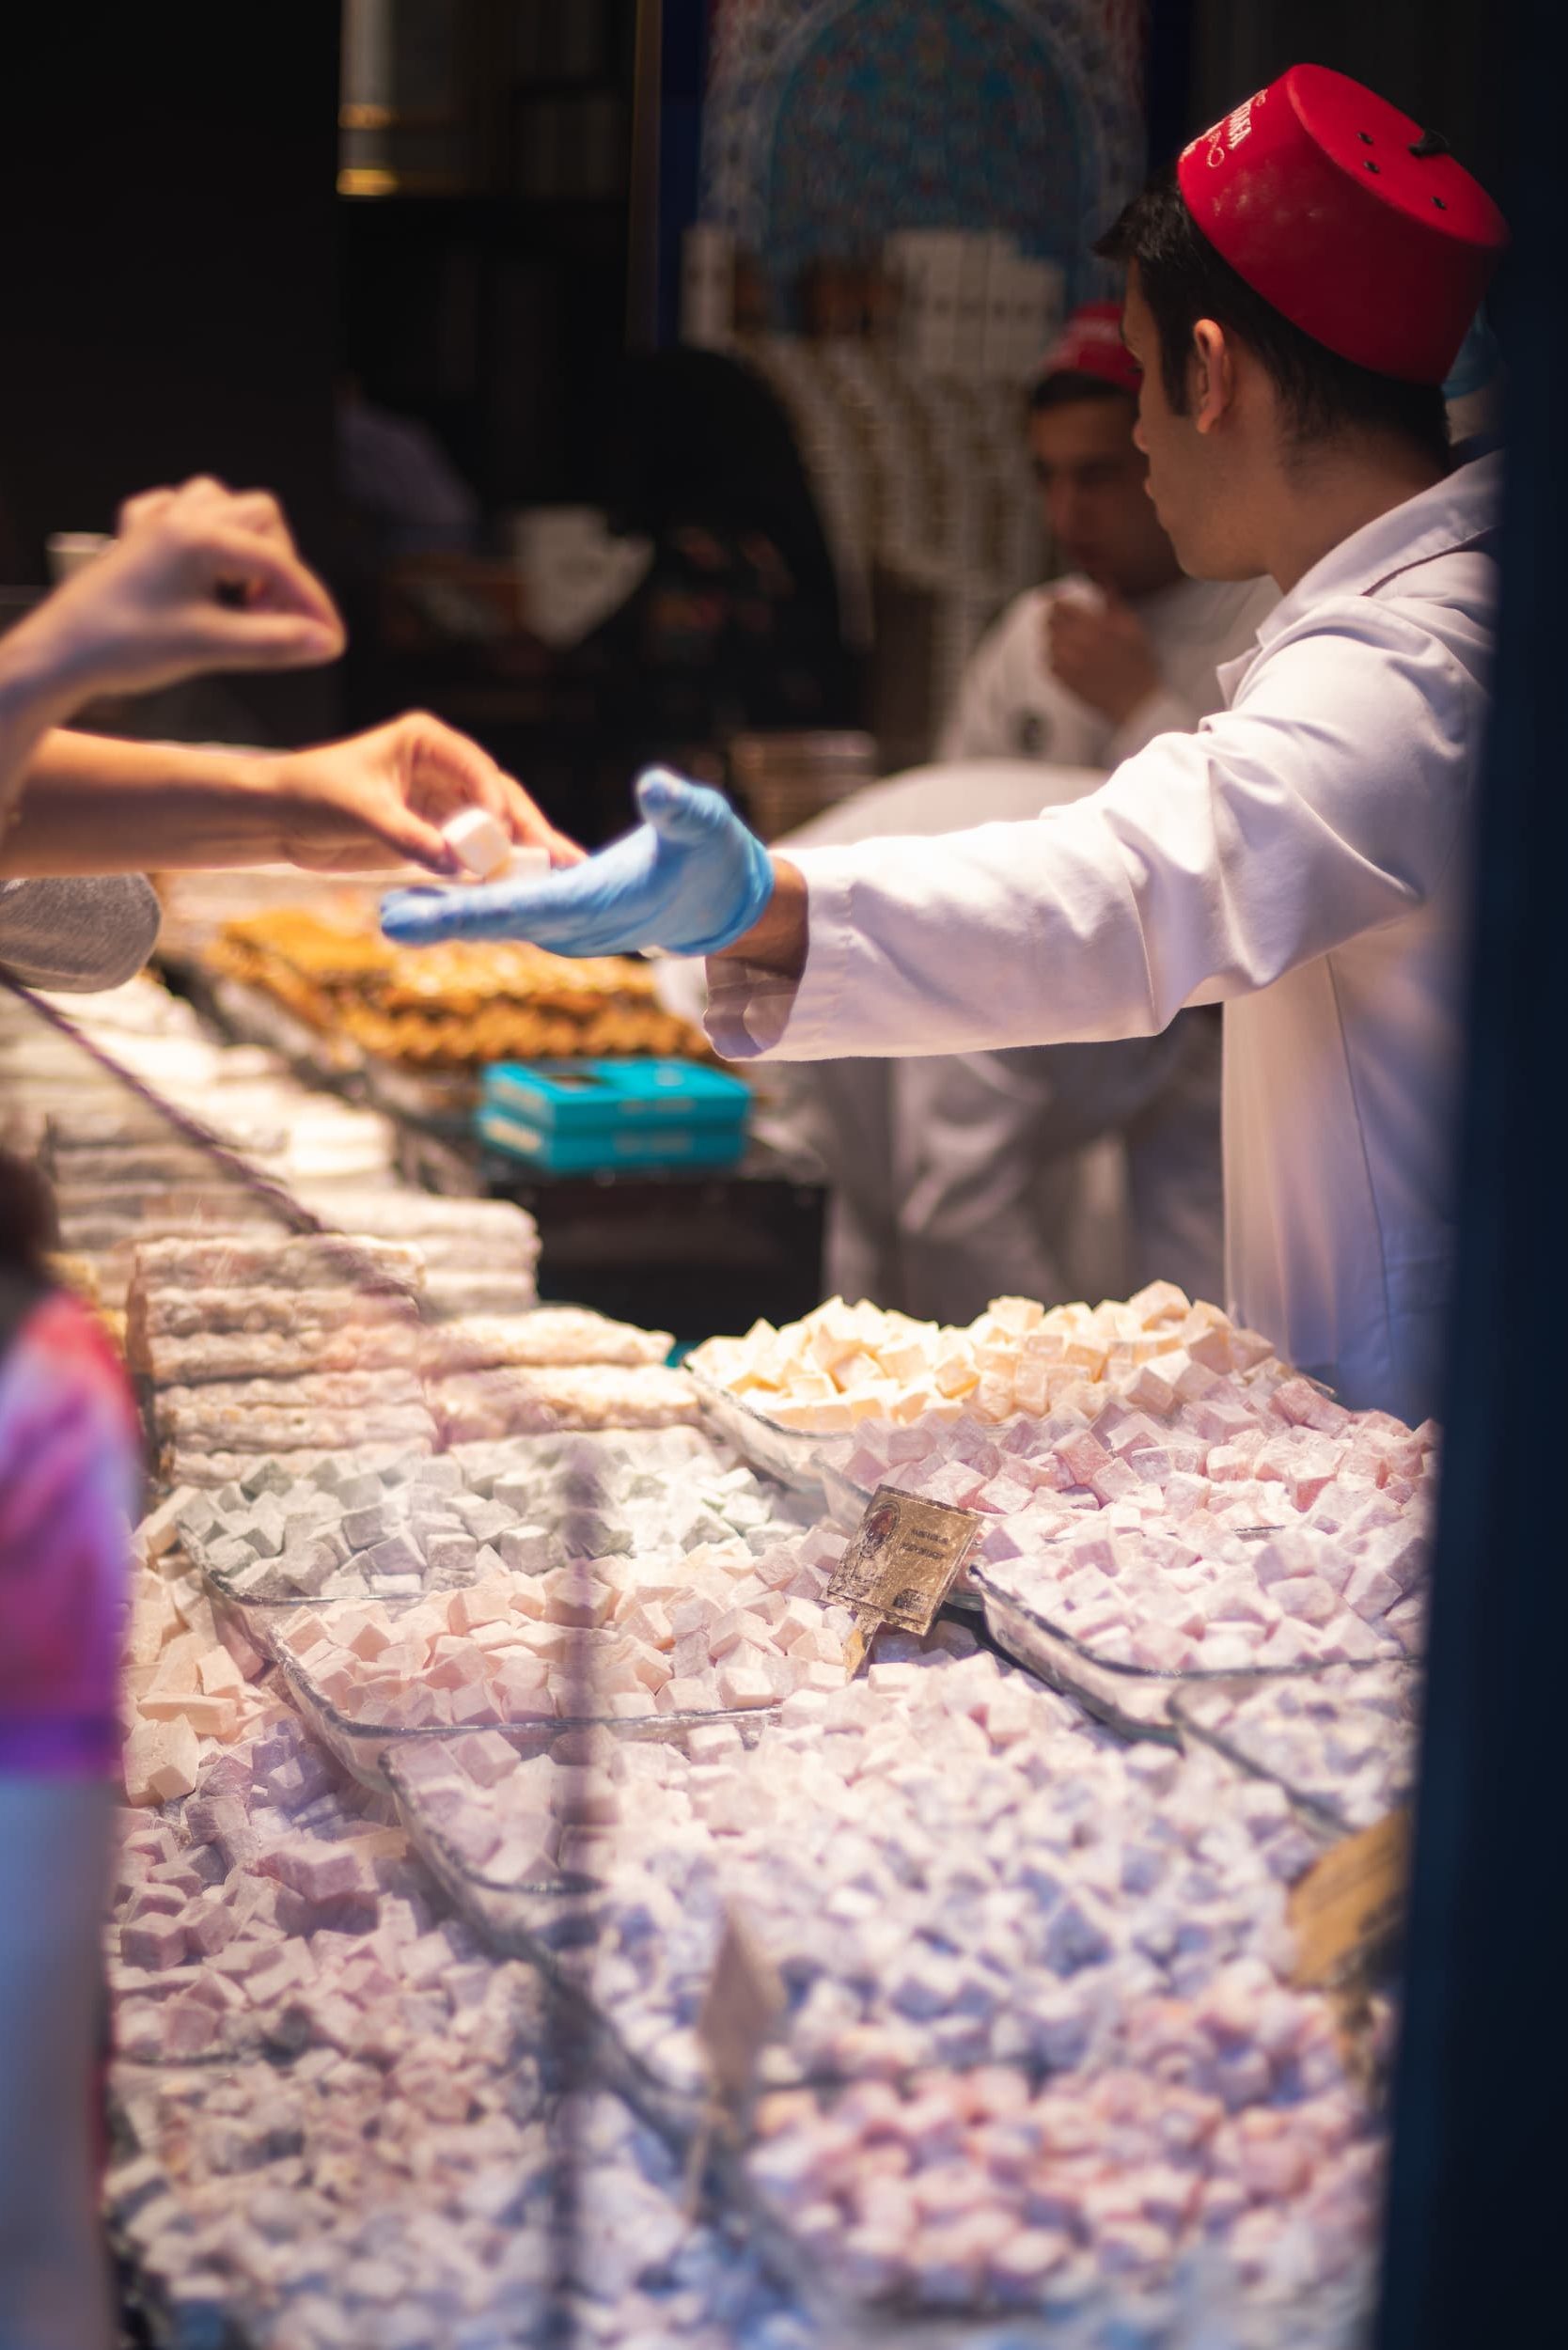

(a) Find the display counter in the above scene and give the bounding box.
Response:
[0,969,1424,2348]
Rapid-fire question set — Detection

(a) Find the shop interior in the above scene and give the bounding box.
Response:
[0,5,1553,2348]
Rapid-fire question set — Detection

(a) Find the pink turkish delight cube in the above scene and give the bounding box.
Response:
[976,1474,1034,1515]
[1058,1430,1111,1486]
[920,1462,987,1511]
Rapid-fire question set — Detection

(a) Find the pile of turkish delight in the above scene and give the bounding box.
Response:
[389,1635,1325,2091]
[384,1630,1388,2326]
[273,1523,851,1733]
[824,1292,1434,1682]
[689,1284,1278,1434]
[126,1431,827,1793]
[109,1705,808,2350]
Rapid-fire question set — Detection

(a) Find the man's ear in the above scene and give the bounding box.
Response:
[1189,319,1236,436]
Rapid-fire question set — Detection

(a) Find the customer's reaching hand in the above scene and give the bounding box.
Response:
[269,711,582,876]
[381,768,776,955]
[0,476,346,719]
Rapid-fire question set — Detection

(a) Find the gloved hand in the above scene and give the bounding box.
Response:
[380,767,775,957]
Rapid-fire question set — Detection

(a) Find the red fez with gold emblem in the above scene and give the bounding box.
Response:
[1178,64,1508,384]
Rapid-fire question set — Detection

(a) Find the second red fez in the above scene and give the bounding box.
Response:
[1178,63,1508,385]
[1038,301,1144,400]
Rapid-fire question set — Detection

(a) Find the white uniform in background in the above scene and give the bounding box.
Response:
[712,456,1500,1424]
[938,572,1277,769]
[777,570,1277,1324]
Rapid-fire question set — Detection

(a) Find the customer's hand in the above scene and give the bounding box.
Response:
[381,767,774,953]
[0,477,346,717]
[268,711,583,875]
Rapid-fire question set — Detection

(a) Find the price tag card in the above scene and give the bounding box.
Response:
[828,1485,985,1640]
[1289,1808,1410,1989]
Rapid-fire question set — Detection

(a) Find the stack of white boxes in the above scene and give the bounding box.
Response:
[679,223,1063,748]
[680,223,738,352]
[885,230,1064,384]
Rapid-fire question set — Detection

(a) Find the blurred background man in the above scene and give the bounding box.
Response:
[774,304,1278,1322]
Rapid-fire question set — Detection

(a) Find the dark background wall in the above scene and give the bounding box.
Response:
[0,5,342,742]
[0,0,1502,752]
[1184,0,1501,187]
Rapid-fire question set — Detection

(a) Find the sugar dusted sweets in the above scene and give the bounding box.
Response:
[835,1355,1435,1679]
[441,806,511,880]
[1176,1660,1420,1834]
[691,1283,1278,1434]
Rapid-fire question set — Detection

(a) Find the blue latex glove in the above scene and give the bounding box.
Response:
[1442,306,1500,404]
[380,768,775,957]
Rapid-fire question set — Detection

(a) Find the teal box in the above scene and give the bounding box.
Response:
[477,1059,750,1173]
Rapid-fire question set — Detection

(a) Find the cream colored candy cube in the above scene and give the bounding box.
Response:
[441,806,511,880]
[987,1295,1045,1338]
[124,1716,202,1806]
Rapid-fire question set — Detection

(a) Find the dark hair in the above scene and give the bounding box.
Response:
[1096,164,1450,467]
[1029,371,1134,416]
[0,1150,56,1353]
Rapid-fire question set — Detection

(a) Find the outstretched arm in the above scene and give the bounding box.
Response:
[0,715,577,878]
[708,607,1478,1062]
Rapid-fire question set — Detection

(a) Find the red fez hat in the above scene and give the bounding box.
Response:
[1036,301,1143,400]
[1178,64,1508,384]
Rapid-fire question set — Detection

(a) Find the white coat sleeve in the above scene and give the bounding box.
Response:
[1105,685,1203,764]
[707,603,1481,1063]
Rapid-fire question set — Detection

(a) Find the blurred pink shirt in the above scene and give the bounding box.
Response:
[0,1292,139,1778]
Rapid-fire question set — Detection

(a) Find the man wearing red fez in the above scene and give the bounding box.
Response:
[385,67,1509,1424]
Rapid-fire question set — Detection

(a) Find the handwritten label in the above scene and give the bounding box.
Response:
[828,1487,984,1676]
[1289,1808,1410,1989]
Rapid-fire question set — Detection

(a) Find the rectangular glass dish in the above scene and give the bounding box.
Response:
[1171,1659,1420,1836]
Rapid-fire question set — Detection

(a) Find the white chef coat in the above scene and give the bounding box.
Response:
[710,456,1501,1423]
[937,572,1280,770]
[771,579,1277,1323]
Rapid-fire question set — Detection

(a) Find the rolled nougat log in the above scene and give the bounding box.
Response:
[134,1321,422,1386]
[43,1140,285,1189]
[291,1187,539,1255]
[131,1233,425,1292]
[419,1308,673,1377]
[421,1272,541,1321]
[157,1401,437,1452]
[130,1283,418,1345]
[155,1368,425,1428]
[167,1442,426,1487]
[429,1364,698,1444]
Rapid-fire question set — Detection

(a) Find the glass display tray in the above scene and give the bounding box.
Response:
[685,1358,855,1505]
[202,1561,480,1667]
[279,1631,786,1792]
[1171,1659,1421,1838]
[726,2085,1377,2350]
[383,1716,783,2145]
[970,1555,1331,1743]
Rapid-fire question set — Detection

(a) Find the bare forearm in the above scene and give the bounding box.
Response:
[0,729,293,874]
[713,854,809,978]
[0,654,76,836]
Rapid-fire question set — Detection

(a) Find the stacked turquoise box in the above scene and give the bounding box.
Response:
[477,1060,751,1174]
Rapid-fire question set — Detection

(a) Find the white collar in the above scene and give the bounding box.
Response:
[1215,452,1502,703]
[1257,452,1503,646]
